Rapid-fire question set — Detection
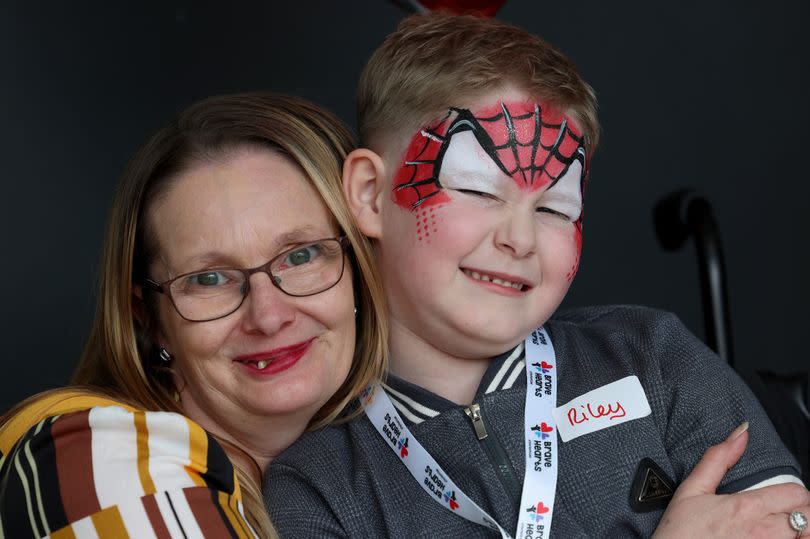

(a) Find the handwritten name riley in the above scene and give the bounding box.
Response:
[566,400,626,426]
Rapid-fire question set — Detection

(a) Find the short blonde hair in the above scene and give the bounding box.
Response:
[70,92,388,536]
[358,12,600,156]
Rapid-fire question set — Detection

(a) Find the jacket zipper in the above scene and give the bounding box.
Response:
[465,403,488,439]
[464,402,522,510]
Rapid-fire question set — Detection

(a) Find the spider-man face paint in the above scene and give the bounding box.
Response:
[376,98,588,360]
[392,100,587,209]
[392,100,587,275]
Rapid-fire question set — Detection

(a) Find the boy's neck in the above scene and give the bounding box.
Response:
[387,320,492,406]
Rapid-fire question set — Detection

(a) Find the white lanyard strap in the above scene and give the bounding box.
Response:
[515,327,558,539]
[362,327,559,538]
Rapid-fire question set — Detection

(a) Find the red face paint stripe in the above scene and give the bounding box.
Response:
[392,116,453,210]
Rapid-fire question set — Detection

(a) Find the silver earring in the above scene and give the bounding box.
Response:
[159,347,173,362]
[354,307,358,316]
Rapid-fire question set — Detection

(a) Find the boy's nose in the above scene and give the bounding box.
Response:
[240,272,296,335]
[494,210,537,258]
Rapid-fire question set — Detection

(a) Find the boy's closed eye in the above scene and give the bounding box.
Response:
[537,161,584,222]
[454,188,501,200]
[537,192,582,223]
[537,206,572,220]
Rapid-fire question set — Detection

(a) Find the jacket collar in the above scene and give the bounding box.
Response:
[383,343,525,425]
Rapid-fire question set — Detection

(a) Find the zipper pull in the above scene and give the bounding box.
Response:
[464,403,488,440]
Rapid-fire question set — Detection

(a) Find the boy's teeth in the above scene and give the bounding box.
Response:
[464,269,523,290]
[257,360,268,370]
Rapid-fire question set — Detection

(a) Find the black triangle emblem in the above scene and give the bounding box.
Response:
[629,458,675,512]
[640,468,673,501]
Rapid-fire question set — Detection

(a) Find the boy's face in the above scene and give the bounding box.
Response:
[376,88,587,358]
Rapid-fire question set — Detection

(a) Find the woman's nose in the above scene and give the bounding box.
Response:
[240,272,296,335]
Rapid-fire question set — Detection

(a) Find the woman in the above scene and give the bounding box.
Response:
[0,92,387,538]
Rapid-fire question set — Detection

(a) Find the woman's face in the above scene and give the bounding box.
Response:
[147,148,356,432]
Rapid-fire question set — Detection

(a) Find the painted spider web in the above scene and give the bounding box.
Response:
[392,101,587,211]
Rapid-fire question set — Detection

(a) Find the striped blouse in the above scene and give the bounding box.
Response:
[0,390,258,538]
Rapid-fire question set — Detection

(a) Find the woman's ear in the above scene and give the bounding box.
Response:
[132,285,165,349]
[132,285,149,327]
[343,148,387,239]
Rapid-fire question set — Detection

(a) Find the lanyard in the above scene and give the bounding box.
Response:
[362,326,558,539]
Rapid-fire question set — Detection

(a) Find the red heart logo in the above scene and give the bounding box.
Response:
[541,361,553,370]
[536,502,549,514]
[540,422,553,433]
[449,499,459,510]
[400,447,409,458]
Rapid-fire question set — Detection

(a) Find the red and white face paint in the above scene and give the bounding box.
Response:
[377,94,589,360]
[393,101,586,203]
[392,100,587,266]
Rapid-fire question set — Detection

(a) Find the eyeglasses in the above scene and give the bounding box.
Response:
[143,236,349,322]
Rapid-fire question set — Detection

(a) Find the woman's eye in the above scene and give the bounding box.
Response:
[537,207,571,220]
[187,271,228,287]
[284,245,321,266]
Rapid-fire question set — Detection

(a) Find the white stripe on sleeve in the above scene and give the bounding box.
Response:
[145,411,197,492]
[165,490,205,539]
[70,514,101,539]
[742,474,805,491]
[115,497,158,539]
[89,407,145,506]
[155,491,187,538]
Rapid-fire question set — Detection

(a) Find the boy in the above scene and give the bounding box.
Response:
[265,12,806,538]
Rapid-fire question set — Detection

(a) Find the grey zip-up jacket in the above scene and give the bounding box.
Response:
[265,305,800,538]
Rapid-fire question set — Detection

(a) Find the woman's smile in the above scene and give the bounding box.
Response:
[234,338,315,376]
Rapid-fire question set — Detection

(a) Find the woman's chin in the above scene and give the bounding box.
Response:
[239,381,333,420]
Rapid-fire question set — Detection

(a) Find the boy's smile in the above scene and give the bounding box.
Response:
[375,89,588,361]
[460,267,532,294]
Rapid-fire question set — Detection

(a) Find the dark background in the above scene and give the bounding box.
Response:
[2,1,808,413]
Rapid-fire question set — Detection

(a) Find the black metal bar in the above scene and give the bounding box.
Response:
[654,190,734,367]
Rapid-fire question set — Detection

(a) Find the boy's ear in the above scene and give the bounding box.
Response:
[343,148,388,239]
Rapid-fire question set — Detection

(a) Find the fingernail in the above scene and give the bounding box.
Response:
[730,421,749,440]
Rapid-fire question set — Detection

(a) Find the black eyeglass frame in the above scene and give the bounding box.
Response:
[142,236,350,322]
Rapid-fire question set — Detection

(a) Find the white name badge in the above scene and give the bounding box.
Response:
[552,376,651,442]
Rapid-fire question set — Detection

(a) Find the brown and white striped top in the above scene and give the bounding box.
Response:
[0,390,258,538]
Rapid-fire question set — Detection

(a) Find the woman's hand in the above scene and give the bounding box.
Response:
[654,423,810,538]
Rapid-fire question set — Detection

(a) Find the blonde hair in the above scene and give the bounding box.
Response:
[63,92,388,536]
[358,12,600,156]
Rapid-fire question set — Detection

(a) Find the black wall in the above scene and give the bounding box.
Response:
[2,1,808,412]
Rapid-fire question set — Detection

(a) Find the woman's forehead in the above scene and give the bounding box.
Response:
[148,149,335,271]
